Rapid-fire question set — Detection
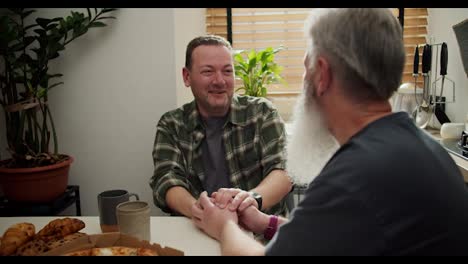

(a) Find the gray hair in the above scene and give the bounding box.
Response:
[305,8,405,101]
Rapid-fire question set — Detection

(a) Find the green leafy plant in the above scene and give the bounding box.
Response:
[234,46,286,97]
[0,8,117,168]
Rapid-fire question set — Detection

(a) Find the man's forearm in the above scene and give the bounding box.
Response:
[166,186,197,218]
[251,169,292,210]
[220,220,265,256]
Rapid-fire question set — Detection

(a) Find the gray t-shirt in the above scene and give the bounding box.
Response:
[201,116,231,195]
[266,112,468,255]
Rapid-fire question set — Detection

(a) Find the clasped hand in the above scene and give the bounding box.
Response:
[191,189,261,241]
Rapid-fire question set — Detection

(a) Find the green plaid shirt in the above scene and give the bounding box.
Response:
[150,95,288,216]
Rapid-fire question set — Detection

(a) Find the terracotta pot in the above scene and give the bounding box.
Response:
[0,156,74,203]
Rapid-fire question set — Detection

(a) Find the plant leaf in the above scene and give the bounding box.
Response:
[248,49,256,61]
[234,53,245,64]
[47,73,63,79]
[97,16,116,20]
[46,23,58,31]
[89,21,107,27]
[21,9,36,19]
[233,46,285,97]
[36,87,47,98]
[24,23,39,31]
[36,18,51,29]
[48,82,64,89]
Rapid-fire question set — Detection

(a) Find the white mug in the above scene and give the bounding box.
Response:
[440,123,465,139]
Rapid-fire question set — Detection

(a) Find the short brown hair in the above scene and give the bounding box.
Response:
[185,35,232,69]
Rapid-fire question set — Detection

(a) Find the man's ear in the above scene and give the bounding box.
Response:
[182,67,191,87]
[315,57,332,97]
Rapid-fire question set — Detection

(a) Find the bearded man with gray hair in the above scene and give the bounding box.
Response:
[191,8,468,255]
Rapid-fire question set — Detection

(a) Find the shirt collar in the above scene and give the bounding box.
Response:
[185,94,247,131]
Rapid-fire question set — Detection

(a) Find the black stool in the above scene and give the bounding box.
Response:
[0,185,81,216]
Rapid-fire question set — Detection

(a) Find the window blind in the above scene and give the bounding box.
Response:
[206,8,428,93]
[206,8,228,41]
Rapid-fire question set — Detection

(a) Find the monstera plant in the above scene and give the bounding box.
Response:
[234,46,286,97]
[0,8,117,202]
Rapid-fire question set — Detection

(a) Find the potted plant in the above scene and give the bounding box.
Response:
[233,46,286,97]
[0,8,117,202]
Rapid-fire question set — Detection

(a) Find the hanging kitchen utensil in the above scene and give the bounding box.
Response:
[413,45,421,106]
[438,42,448,103]
[434,42,451,125]
[414,44,433,129]
[411,45,422,120]
[431,42,457,128]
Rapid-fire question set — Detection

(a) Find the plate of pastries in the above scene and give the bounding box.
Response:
[0,217,86,256]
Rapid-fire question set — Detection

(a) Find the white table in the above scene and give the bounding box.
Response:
[0,216,220,256]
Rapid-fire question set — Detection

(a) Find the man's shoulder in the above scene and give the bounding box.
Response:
[158,101,195,127]
[322,114,454,185]
[159,108,183,125]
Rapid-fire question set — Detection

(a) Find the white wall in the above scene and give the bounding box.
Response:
[53,8,177,216]
[0,9,179,216]
[173,8,206,107]
[428,8,468,123]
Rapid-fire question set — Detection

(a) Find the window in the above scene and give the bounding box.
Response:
[206,8,428,94]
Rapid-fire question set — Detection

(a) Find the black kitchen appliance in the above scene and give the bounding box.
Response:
[440,131,468,161]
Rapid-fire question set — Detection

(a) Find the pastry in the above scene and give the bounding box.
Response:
[37,218,85,241]
[0,223,35,256]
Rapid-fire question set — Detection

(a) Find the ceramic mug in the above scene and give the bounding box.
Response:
[97,189,139,232]
[440,123,465,139]
[116,200,151,241]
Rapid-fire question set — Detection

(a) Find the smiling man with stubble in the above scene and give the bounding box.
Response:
[150,35,293,220]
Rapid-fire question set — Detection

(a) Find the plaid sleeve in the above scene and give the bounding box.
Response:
[259,107,287,177]
[149,116,190,214]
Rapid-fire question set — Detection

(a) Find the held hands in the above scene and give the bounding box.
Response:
[191,192,238,240]
[211,188,266,234]
[211,188,259,212]
[191,189,268,240]
[237,203,269,234]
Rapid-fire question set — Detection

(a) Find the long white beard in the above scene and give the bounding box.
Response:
[286,88,340,186]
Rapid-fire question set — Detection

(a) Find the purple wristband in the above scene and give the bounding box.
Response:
[263,215,279,240]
